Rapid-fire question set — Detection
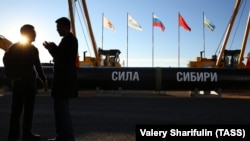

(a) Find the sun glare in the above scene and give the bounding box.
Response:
[20,35,28,44]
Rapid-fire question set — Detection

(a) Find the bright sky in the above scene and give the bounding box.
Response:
[0,0,249,67]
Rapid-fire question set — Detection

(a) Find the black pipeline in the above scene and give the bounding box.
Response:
[76,67,250,91]
[1,67,250,91]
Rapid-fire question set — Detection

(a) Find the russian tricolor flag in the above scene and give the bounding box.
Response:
[153,14,165,32]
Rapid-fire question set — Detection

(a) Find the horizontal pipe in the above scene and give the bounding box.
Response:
[0,67,250,91]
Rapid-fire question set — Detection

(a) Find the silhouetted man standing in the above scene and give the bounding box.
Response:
[43,17,78,141]
[4,24,48,141]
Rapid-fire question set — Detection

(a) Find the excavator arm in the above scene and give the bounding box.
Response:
[238,11,250,67]
[80,0,100,66]
[68,0,121,67]
[215,0,242,67]
[0,35,12,51]
[188,0,247,69]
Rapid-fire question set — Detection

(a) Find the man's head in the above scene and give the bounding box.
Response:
[55,17,71,37]
[20,24,36,43]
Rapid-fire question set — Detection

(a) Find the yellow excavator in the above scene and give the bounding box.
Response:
[188,0,249,69]
[68,0,121,67]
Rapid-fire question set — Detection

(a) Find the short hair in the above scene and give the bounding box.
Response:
[20,24,34,35]
[56,17,71,29]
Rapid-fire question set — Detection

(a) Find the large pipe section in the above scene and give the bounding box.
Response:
[76,67,250,91]
[0,67,250,92]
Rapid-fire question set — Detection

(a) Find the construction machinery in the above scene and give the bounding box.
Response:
[68,0,121,67]
[1,0,250,97]
[0,35,12,52]
[188,0,249,69]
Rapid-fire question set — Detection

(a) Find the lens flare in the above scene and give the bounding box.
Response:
[20,35,28,44]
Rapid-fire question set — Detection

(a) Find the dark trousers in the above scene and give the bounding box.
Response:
[53,99,75,141]
[8,78,36,140]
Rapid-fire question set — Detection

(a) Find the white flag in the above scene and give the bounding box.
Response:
[128,14,143,31]
[204,15,215,31]
[103,16,115,32]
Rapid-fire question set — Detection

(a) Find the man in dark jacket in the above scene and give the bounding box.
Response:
[4,24,48,141]
[43,17,78,141]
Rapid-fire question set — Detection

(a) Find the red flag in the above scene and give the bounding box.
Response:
[179,14,191,31]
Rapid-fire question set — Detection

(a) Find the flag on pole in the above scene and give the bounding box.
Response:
[128,14,143,31]
[103,16,115,32]
[179,14,191,31]
[153,14,165,32]
[204,15,215,31]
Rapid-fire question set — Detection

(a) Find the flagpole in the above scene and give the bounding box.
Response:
[127,13,129,67]
[102,13,104,49]
[178,12,180,67]
[203,12,206,57]
[152,12,154,67]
